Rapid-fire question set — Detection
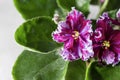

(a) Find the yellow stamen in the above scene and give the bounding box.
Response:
[102,41,110,49]
[72,31,80,39]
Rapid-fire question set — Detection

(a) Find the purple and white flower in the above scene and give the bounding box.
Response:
[93,12,120,65]
[117,9,120,22]
[52,8,94,61]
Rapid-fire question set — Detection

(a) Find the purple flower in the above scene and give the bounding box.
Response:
[93,13,120,65]
[117,9,120,22]
[52,8,94,61]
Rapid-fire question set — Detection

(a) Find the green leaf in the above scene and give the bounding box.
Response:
[90,0,99,5]
[98,0,120,15]
[108,9,118,19]
[57,0,90,16]
[12,50,68,80]
[57,0,76,11]
[85,61,120,80]
[13,0,58,19]
[76,0,90,16]
[15,17,60,53]
[92,19,96,31]
[65,60,86,80]
[105,0,120,11]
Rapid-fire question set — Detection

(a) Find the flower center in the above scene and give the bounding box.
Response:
[102,41,110,49]
[72,31,80,39]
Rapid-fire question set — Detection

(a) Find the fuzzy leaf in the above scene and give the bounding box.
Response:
[14,0,58,19]
[12,50,68,80]
[65,60,86,80]
[57,0,90,16]
[15,17,60,53]
[108,9,118,19]
[57,0,76,11]
[105,0,120,12]
[85,61,120,80]
[90,0,99,5]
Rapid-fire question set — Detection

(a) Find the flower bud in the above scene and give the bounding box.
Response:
[52,13,60,24]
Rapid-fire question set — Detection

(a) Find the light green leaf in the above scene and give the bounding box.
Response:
[76,0,90,16]
[12,50,68,80]
[13,0,58,19]
[108,9,118,19]
[65,60,86,80]
[85,61,120,80]
[15,17,60,53]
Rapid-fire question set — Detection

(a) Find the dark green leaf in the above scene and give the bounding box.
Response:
[65,60,86,80]
[92,19,96,30]
[57,0,90,16]
[15,17,60,53]
[85,61,120,80]
[14,0,58,19]
[105,0,120,11]
[57,0,76,11]
[12,50,68,80]
[90,0,99,5]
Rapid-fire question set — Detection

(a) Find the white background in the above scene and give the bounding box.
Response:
[0,0,24,80]
[0,0,99,80]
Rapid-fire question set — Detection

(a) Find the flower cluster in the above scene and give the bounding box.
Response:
[52,8,94,61]
[52,8,120,66]
[93,12,120,65]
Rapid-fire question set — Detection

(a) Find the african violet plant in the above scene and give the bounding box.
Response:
[12,0,120,80]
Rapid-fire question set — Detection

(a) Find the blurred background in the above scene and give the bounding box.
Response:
[0,0,24,80]
[0,0,99,80]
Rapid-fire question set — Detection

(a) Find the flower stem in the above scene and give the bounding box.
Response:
[86,58,95,67]
[86,61,89,67]
[85,58,96,80]
[97,0,109,17]
[85,61,94,80]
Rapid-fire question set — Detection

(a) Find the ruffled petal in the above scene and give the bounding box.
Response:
[66,8,85,30]
[93,43,102,57]
[80,20,93,35]
[79,34,94,61]
[93,28,104,42]
[64,38,74,49]
[117,9,120,21]
[93,12,120,65]
[61,41,82,61]
[81,46,94,61]
[93,13,113,43]
[52,33,71,43]
[60,48,77,61]
[96,13,113,38]
[117,53,120,62]
[109,30,120,58]
[102,50,115,65]
[52,21,72,43]
[52,8,93,61]
[111,46,120,57]
[109,30,120,42]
